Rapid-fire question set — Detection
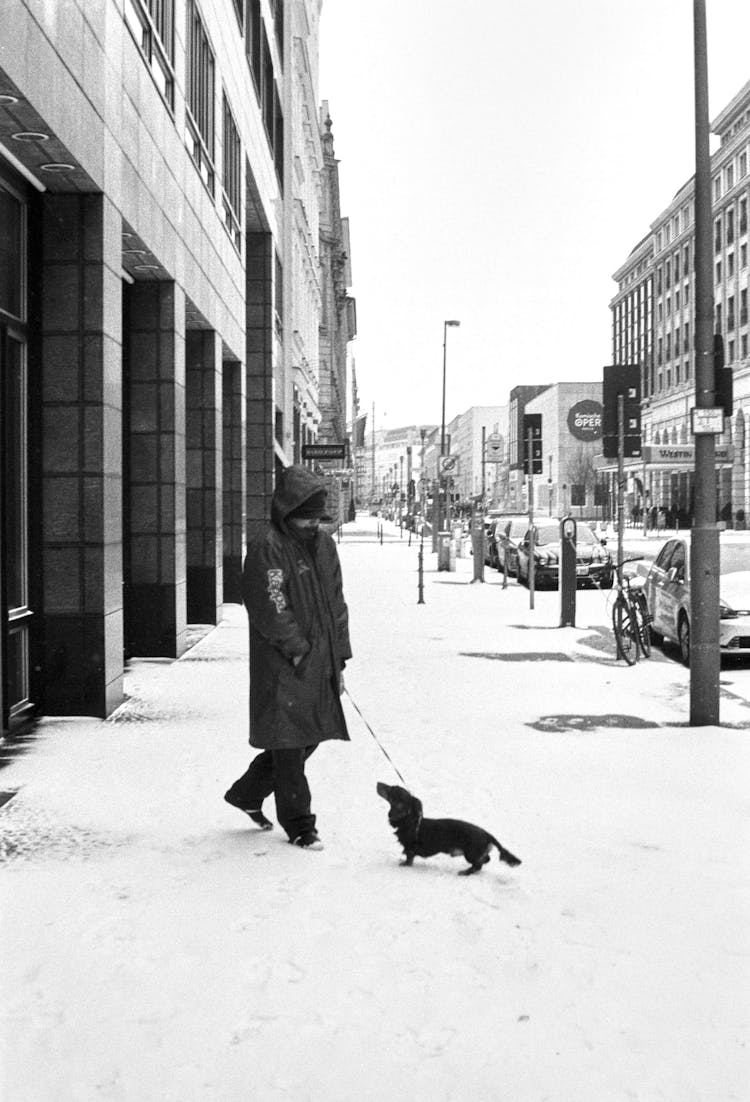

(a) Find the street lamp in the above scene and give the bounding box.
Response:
[440,319,460,533]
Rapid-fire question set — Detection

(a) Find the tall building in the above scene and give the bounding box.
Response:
[610,78,749,524]
[0,1,353,733]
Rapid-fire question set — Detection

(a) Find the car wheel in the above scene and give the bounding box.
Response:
[678,614,690,666]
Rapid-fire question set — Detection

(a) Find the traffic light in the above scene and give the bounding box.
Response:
[522,414,543,474]
[602,364,641,458]
[715,334,733,418]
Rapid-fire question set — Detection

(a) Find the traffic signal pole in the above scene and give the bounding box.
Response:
[691,0,720,725]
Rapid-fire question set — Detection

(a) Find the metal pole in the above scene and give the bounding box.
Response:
[617,395,625,573]
[440,324,447,539]
[691,0,720,725]
[528,428,535,609]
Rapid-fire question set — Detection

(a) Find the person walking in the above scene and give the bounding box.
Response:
[224,465,352,850]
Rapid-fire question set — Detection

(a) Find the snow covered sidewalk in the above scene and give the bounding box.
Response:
[1,516,748,1101]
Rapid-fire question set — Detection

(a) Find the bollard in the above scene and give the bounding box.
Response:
[417,540,425,604]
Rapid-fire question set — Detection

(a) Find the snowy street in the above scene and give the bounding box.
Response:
[1,515,748,1101]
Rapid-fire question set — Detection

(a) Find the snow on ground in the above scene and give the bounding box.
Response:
[1,516,748,1101]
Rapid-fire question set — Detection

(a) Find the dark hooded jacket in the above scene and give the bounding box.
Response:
[242,466,352,749]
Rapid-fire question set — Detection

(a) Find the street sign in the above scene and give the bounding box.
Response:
[691,408,725,435]
[301,443,346,460]
[439,454,459,475]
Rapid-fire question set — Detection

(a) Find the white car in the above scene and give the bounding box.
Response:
[642,538,750,664]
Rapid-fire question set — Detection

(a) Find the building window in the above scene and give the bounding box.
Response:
[186,0,215,194]
[665,260,671,287]
[684,243,690,274]
[741,335,748,359]
[740,151,748,178]
[222,92,242,251]
[716,260,722,284]
[675,289,680,311]
[714,175,722,202]
[685,359,690,381]
[124,0,175,108]
[728,340,735,362]
[728,295,735,330]
[728,252,735,279]
[272,0,284,62]
[674,251,680,282]
[726,164,734,191]
[741,243,748,270]
[714,217,722,252]
[741,288,748,327]
[740,198,747,235]
[716,303,722,332]
[245,0,262,92]
[230,0,243,30]
[727,207,735,244]
[684,323,690,354]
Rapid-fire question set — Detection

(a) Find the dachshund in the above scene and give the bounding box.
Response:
[376,782,521,875]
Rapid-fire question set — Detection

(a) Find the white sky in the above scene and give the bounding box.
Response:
[319,0,750,431]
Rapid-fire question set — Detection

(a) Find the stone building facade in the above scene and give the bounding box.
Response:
[0,0,353,733]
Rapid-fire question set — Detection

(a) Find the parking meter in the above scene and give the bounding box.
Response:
[559,515,576,627]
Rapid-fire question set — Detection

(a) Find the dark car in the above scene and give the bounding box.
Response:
[642,537,750,665]
[516,520,613,588]
[490,516,528,574]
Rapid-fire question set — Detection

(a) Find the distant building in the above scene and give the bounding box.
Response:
[609,78,749,525]
[521,383,605,519]
[445,405,508,504]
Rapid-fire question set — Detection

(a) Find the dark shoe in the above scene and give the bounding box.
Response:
[290,831,324,850]
[224,791,273,830]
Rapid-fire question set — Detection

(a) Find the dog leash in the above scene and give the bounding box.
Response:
[343,687,408,785]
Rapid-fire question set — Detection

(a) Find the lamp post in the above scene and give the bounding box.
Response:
[440,319,460,534]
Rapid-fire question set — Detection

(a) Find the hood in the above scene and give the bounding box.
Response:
[271,465,331,532]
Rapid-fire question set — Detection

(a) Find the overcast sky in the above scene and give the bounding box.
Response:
[318,0,750,432]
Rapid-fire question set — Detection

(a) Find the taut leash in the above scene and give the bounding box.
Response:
[343,687,408,786]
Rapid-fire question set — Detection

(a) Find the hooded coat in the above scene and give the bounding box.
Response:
[242,466,352,750]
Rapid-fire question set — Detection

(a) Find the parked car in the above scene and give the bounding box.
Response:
[516,519,613,588]
[483,513,504,566]
[642,537,750,665]
[490,516,528,574]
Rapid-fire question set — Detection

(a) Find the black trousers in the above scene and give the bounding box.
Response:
[228,745,318,839]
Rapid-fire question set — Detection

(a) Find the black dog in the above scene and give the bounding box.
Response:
[376,782,521,876]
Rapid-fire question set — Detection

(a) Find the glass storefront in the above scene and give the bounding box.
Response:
[1,174,31,730]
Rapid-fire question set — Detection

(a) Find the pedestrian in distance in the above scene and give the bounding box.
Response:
[225,465,352,850]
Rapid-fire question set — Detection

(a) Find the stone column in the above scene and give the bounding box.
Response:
[39,193,123,717]
[246,233,275,538]
[222,359,245,602]
[186,329,222,623]
[123,281,187,658]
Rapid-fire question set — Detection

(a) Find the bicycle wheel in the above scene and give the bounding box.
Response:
[612,594,638,665]
[633,591,652,658]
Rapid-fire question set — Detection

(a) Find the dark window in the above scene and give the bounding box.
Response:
[222,92,242,250]
[246,0,262,92]
[570,484,585,507]
[186,0,215,194]
[230,0,243,31]
[0,186,22,318]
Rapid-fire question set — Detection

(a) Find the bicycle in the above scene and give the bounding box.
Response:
[609,557,653,665]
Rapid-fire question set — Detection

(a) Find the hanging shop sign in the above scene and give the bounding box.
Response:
[642,444,734,465]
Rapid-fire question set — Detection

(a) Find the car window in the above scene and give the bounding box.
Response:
[534,525,559,547]
[509,520,527,537]
[575,525,597,545]
[654,540,678,570]
[720,544,750,574]
[669,543,686,580]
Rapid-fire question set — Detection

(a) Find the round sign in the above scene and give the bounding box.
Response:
[567,400,603,441]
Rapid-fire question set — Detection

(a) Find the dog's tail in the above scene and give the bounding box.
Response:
[492,839,521,867]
